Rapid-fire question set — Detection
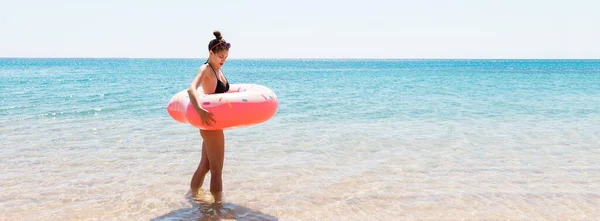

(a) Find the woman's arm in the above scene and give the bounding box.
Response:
[187,66,216,125]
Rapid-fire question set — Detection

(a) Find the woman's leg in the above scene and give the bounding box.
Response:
[200,129,225,194]
[190,138,211,191]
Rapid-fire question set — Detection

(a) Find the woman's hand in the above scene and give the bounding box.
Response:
[198,107,216,126]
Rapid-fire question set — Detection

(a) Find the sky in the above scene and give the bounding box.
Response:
[0,0,598,59]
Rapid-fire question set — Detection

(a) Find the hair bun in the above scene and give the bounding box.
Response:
[213,31,223,40]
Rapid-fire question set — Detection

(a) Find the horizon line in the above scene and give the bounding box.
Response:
[1,56,599,60]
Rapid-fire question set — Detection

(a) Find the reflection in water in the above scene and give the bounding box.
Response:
[151,189,278,221]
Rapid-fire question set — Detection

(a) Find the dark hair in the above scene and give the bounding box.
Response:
[207,31,230,53]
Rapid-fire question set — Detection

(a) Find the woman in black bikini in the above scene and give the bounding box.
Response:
[187,31,231,199]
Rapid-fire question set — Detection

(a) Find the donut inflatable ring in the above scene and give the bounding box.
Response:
[167,84,278,130]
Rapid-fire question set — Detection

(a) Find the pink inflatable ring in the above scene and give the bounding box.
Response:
[167,84,278,130]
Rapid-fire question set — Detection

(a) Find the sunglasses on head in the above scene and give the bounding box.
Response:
[210,42,231,51]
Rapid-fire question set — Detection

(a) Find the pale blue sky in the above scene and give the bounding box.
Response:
[1,0,598,59]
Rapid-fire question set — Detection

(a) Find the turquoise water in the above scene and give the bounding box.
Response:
[2,58,600,220]
[2,59,599,122]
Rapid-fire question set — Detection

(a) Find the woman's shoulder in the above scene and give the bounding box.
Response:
[198,63,208,71]
[197,64,209,75]
[198,64,216,80]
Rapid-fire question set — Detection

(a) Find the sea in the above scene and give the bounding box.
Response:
[1,58,599,220]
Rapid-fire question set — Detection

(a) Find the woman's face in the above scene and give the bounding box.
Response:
[209,50,229,68]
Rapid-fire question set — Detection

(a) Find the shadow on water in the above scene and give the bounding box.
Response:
[151,190,279,221]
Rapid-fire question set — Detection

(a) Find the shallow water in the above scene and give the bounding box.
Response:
[1,59,599,220]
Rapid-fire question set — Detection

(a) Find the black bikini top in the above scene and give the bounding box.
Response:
[207,63,229,94]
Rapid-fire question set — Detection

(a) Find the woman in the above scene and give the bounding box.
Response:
[187,30,231,197]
